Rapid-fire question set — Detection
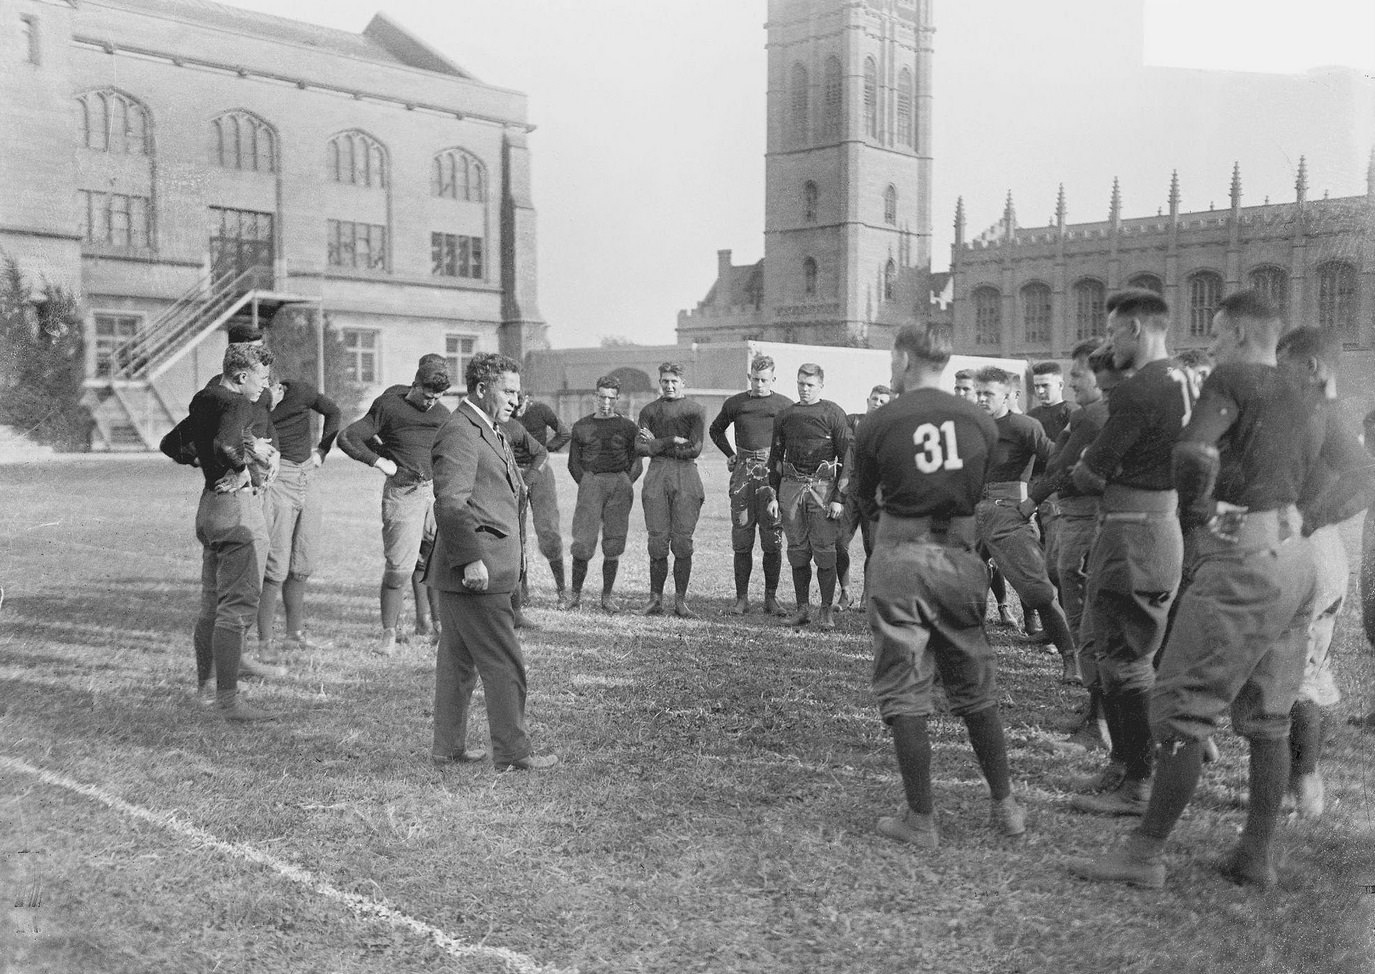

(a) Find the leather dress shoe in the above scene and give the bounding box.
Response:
[495,753,559,772]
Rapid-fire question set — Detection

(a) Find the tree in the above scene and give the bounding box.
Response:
[267,305,367,420]
[0,253,92,450]
[599,335,639,347]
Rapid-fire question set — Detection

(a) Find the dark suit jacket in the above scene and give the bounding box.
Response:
[426,400,523,595]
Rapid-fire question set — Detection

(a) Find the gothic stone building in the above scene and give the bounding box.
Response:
[949,158,1375,360]
[676,0,939,350]
[1,0,544,449]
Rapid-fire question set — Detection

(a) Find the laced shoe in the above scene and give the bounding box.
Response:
[641,596,665,616]
[729,597,749,615]
[876,806,938,848]
[563,590,582,611]
[673,596,698,619]
[1068,834,1166,888]
[996,604,1018,627]
[1059,760,1126,794]
[600,594,621,614]
[373,628,398,658]
[1071,777,1151,816]
[239,655,287,680]
[990,796,1026,837]
[837,587,853,611]
[495,753,559,772]
[219,697,278,724]
[815,604,836,630]
[786,604,812,627]
[1218,843,1277,889]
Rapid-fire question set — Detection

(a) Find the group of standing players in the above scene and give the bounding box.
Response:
[174,284,1374,892]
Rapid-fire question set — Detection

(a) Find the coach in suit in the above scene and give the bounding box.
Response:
[426,352,558,771]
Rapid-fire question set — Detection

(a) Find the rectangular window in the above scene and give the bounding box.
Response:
[79,190,151,250]
[430,232,485,279]
[93,313,140,378]
[445,334,476,384]
[341,328,379,384]
[327,219,388,271]
[22,15,39,65]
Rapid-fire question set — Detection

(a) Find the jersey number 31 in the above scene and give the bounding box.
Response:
[913,421,964,473]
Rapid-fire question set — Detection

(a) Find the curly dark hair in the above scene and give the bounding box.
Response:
[465,351,521,393]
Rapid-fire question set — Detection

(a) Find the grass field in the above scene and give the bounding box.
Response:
[2,454,1374,974]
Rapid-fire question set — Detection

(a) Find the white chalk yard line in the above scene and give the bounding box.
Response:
[0,755,569,974]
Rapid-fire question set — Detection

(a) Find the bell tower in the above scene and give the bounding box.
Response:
[762,0,933,347]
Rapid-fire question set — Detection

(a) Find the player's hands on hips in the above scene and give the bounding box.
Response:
[374,457,398,478]
[1014,498,1037,520]
[726,455,737,472]
[462,560,489,592]
[309,449,324,470]
[827,501,844,520]
[766,499,780,520]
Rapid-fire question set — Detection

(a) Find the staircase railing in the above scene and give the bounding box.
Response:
[110,267,257,380]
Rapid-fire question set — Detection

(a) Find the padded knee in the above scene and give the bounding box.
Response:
[787,549,811,569]
[669,536,695,559]
[382,569,409,590]
[602,536,628,560]
[647,536,671,560]
[812,549,837,571]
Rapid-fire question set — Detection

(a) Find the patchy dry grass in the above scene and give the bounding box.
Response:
[1,456,1373,973]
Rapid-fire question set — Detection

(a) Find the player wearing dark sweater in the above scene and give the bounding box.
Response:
[1071,290,1365,890]
[256,378,341,663]
[766,364,852,630]
[566,375,644,612]
[636,362,708,618]
[708,355,793,615]
[855,323,1025,849]
[338,358,452,657]
[515,396,572,603]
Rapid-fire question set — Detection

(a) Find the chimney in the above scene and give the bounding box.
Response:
[717,249,733,280]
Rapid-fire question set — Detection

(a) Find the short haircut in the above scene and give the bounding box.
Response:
[595,375,621,393]
[1218,289,1280,323]
[870,384,892,397]
[798,362,824,381]
[893,323,953,369]
[227,323,264,344]
[1276,326,1341,369]
[224,342,272,376]
[750,355,775,374]
[418,352,447,370]
[1106,288,1170,322]
[414,359,451,394]
[1070,339,1102,361]
[974,365,1014,386]
[659,361,685,378]
[954,368,972,381]
[1031,361,1063,377]
[464,351,519,393]
[1174,348,1214,371]
[1088,347,1116,374]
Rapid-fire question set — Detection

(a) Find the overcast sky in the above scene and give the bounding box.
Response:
[220,0,1375,347]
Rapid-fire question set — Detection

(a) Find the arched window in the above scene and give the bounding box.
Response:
[210,111,275,172]
[1187,270,1222,337]
[1073,278,1106,340]
[863,57,878,139]
[1127,273,1163,293]
[1247,266,1288,318]
[883,260,897,302]
[432,148,486,201]
[822,57,843,141]
[803,181,818,223]
[883,184,897,225]
[77,89,149,154]
[790,63,809,145]
[1317,261,1358,334]
[803,257,818,297]
[328,131,387,189]
[1021,282,1052,344]
[974,286,1001,346]
[896,67,913,147]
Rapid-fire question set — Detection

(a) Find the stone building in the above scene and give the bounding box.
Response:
[949,157,1375,360]
[676,0,940,350]
[1,0,544,449]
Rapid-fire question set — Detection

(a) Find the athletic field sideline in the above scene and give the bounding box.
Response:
[2,456,1372,974]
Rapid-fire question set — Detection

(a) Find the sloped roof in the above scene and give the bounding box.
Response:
[99,0,472,77]
[701,260,765,310]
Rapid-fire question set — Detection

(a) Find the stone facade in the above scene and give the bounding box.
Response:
[0,0,545,406]
[950,159,1375,358]
[678,0,938,349]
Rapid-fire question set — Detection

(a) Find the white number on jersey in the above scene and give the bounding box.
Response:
[913,420,965,473]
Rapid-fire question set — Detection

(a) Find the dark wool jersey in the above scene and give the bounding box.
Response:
[500,418,548,471]
[768,400,852,487]
[206,373,275,445]
[709,391,793,457]
[1031,399,1108,503]
[1081,358,1192,490]
[270,381,342,464]
[337,385,451,482]
[637,396,706,460]
[986,411,1050,483]
[188,383,255,490]
[568,414,641,480]
[853,388,998,519]
[517,400,571,452]
[1182,363,1320,512]
[1029,400,1078,442]
[1296,396,1375,531]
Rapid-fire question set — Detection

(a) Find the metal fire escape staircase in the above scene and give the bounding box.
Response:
[85,269,311,450]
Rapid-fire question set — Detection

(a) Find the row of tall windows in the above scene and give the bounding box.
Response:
[338,328,478,386]
[787,57,916,148]
[971,264,1361,345]
[75,91,488,197]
